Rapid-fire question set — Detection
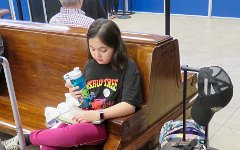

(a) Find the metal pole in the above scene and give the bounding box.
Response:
[0,57,26,150]
[118,0,130,19]
[182,69,187,141]
[165,0,170,35]
[27,0,32,21]
[106,0,109,19]
[42,0,48,22]
[205,124,209,147]
[208,0,212,18]
[16,0,23,20]
[125,0,128,12]
[181,65,200,142]
[8,0,16,20]
[130,0,132,14]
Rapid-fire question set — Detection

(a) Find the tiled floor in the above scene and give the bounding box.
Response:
[113,13,240,150]
[1,13,240,149]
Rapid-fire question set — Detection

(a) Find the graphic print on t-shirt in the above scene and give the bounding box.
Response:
[86,78,118,91]
[86,78,119,109]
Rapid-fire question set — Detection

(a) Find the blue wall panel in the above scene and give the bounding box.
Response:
[212,0,240,18]
[171,0,208,16]
[1,0,10,9]
[21,0,30,20]
[131,0,207,15]
[132,0,164,13]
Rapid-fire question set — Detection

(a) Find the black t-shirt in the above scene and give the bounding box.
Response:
[83,58,142,110]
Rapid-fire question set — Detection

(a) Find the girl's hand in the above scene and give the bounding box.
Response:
[72,110,99,123]
[65,84,81,99]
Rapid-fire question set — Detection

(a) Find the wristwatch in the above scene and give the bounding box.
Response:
[92,109,105,124]
[98,109,104,122]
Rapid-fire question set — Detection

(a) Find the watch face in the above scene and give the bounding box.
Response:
[99,110,104,120]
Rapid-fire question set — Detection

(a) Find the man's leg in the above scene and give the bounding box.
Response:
[113,0,119,13]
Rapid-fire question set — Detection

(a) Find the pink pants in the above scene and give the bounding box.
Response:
[30,123,107,150]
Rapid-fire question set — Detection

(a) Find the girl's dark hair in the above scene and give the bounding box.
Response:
[87,19,128,71]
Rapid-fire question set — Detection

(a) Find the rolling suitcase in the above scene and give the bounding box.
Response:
[159,65,232,150]
[0,56,26,150]
[159,65,207,150]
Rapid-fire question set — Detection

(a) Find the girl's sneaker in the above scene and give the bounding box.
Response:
[1,136,20,150]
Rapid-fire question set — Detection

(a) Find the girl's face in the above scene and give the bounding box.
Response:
[89,36,114,64]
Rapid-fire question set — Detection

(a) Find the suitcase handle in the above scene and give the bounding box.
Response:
[181,65,199,141]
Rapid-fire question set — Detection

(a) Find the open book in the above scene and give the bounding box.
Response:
[56,105,101,124]
[56,105,83,124]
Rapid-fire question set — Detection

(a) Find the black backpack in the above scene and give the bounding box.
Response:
[0,35,4,73]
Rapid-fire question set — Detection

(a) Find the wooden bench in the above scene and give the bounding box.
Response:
[0,20,197,149]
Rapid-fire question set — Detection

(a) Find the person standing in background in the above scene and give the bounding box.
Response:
[82,0,107,20]
[111,0,119,18]
[102,0,119,19]
[49,0,94,28]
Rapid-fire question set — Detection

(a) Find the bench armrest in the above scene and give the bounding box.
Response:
[107,106,149,142]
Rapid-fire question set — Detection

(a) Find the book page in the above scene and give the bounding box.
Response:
[57,106,83,124]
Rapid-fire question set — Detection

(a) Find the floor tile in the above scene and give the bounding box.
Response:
[224,108,240,130]
[208,123,221,139]
[209,106,236,127]
[210,127,240,150]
